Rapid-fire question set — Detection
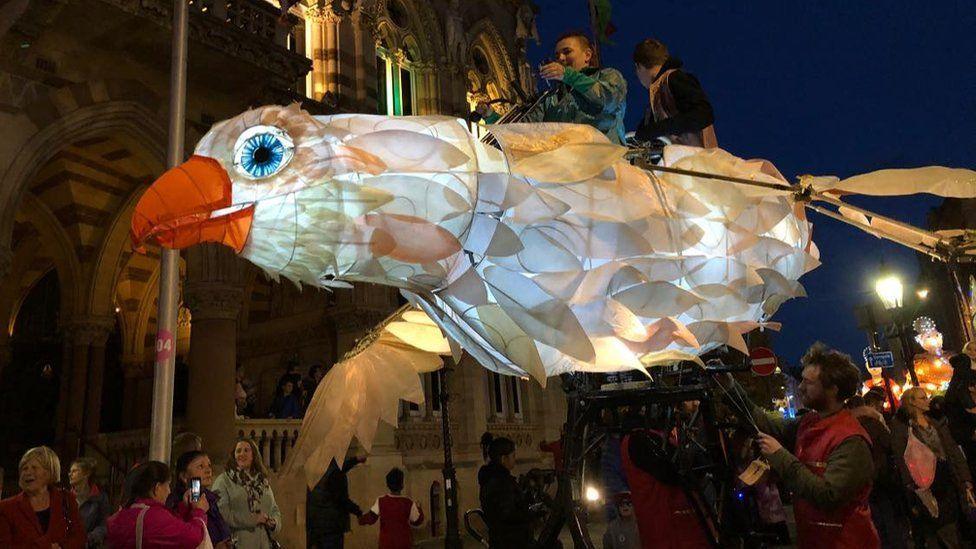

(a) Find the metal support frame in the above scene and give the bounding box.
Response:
[628,147,976,348]
[536,371,734,548]
[440,360,462,549]
[148,0,188,463]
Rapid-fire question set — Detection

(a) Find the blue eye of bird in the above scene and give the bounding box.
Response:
[233,125,294,180]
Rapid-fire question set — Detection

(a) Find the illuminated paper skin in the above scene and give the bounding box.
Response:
[132,104,822,483]
[132,105,816,377]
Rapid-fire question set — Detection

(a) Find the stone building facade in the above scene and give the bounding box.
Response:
[0,0,566,546]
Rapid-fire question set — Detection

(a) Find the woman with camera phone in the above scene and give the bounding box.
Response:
[168,451,233,548]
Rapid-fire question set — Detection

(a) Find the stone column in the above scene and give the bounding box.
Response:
[184,244,245,462]
[0,245,11,282]
[121,358,148,429]
[307,7,327,100]
[60,318,113,463]
[0,339,11,389]
[351,8,367,109]
[82,319,114,438]
[324,10,342,99]
[55,338,73,444]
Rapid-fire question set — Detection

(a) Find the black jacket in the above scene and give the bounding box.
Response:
[635,56,715,141]
[890,413,972,492]
[307,458,363,538]
[478,462,533,549]
[78,488,110,547]
[854,414,899,493]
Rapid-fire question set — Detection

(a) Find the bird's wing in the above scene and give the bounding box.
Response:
[807,167,976,198]
[433,122,815,378]
[280,305,448,488]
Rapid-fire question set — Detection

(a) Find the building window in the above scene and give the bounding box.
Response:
[376,45,415,116]
[430,370,442,415]
[509,376,523,419]
[488,372,506,419]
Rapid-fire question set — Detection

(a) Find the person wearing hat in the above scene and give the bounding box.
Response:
[601,492,639,549]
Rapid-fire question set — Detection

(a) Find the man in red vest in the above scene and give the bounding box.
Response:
[726,342,880,548]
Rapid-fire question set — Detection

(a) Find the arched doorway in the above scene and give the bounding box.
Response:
[0,270,62,472]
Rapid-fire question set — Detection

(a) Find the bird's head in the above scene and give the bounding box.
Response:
[131,104,478,287]
[131,104,376,253]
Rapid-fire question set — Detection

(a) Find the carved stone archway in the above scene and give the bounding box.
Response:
[0,83,165,254]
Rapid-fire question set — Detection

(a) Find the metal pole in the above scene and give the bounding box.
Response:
[865,304,896,409]
[896,308,919,386]
[585,0,601,65]
[439,362,462,549]
[948,260,975,343]
[148,0,188,463]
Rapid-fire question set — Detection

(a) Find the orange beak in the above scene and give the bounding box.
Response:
[130,155,254,253]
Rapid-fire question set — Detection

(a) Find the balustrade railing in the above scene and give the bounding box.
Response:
[237,419,302,472]
[187,0,294,50]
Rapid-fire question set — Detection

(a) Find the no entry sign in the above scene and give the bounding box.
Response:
[750,347,778,376]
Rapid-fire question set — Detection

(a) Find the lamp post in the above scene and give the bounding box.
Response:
[875,272,919,386]
[861,304,896,410]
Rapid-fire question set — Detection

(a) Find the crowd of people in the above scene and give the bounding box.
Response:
[474,342,976,549]
[0,435,284,548]
[235,362,329,420]
[0,434,428,549]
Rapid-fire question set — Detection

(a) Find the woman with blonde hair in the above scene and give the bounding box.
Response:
[212,438,282,548]
[0,446,86,547]
[893,386,975,548]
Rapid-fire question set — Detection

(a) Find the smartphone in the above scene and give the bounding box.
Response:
[190,477,202,503]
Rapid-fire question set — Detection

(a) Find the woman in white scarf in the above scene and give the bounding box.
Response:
[212,439,282,549]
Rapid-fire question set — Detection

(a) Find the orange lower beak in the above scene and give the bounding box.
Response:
[130,155,254,253]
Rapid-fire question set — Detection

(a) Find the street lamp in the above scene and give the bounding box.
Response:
[875,275,904,309]
[874,271,918,386]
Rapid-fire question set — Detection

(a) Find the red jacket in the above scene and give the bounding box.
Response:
[0,488,86,548]
[359,494,424,549]
[106,498,207,549]
[621,432,710,549]
[793,410,880,549]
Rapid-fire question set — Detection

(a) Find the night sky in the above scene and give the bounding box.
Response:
[523,1,976,366]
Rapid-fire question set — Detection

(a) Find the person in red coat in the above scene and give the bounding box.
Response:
[359,468,424,549]
[0,446,86,548]
[723,342,880,549]
[621,428,711,549]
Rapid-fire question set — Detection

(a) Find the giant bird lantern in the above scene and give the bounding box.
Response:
[130,104,976,484]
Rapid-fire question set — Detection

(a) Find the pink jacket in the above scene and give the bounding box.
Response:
[107,498,207,548]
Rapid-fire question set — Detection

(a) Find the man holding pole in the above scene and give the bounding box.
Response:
[722,343,880,548]
[475,31,627,144]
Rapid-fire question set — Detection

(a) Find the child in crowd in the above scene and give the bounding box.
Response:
[602,492,639,549]
[359,468,424,549]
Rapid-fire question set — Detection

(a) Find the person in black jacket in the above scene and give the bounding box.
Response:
[307,456,366,549]
[632,38,717,148]
[69,457,111,548]
[478,437,533,548]
[846,395,906,549]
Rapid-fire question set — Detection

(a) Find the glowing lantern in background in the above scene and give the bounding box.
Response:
[912,316,951,393]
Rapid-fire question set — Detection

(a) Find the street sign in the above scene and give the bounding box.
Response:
[750,347,778,376]
[866,350,895,369]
